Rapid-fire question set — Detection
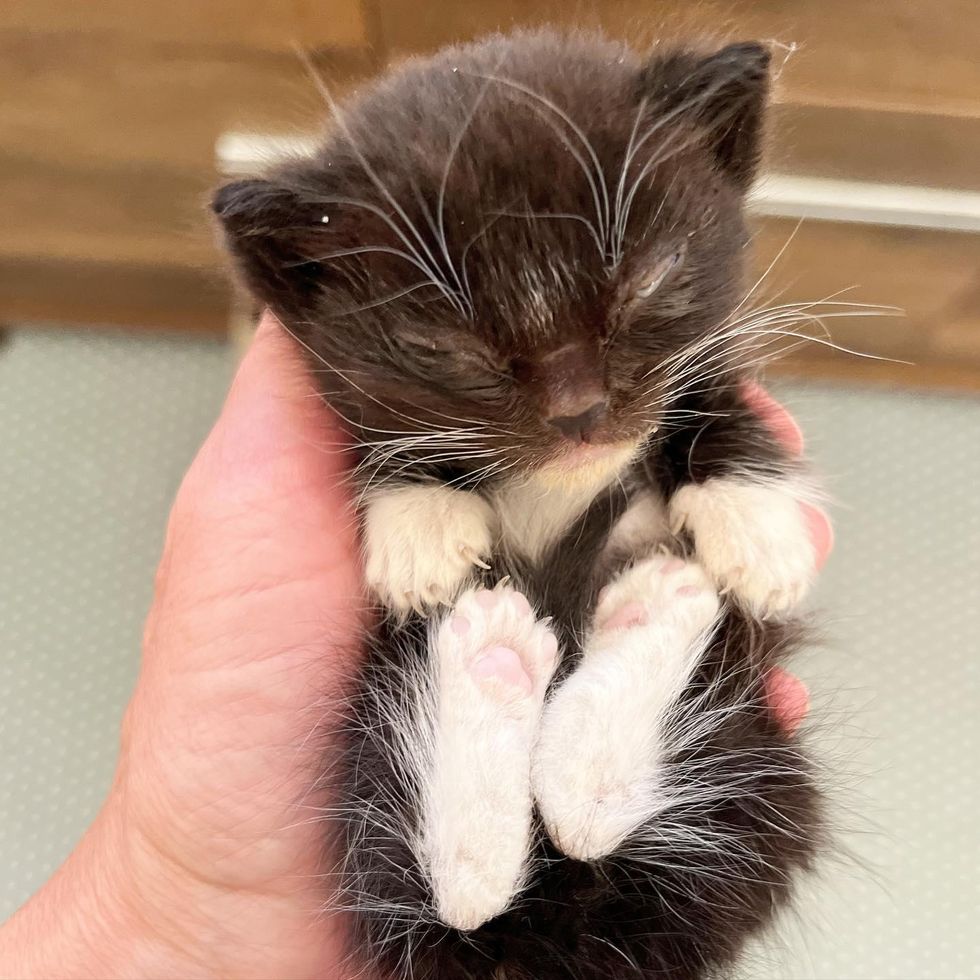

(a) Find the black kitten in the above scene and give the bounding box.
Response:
[215,29,823,980]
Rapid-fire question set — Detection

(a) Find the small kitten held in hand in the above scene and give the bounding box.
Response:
[215,30,824,980]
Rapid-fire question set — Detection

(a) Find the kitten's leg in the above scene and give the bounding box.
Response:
[669,477,817,618]
[424,585,558,930]
[532,554,720,861]
[653,384,819,618]
[363,484,496,616]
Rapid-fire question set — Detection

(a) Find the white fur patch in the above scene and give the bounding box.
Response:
[532,554,720,861]
[493,444,637,561]
[669,476,817,618]
[363,484,496,615]
[602,490,669,560]
[424,586,558,931]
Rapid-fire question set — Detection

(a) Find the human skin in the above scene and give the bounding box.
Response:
[0,313,831,979]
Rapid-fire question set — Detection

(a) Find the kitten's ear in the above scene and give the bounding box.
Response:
[647,41,771,189]
[212,177,327,310]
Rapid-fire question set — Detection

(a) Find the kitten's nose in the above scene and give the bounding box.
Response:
[547,400,608,443]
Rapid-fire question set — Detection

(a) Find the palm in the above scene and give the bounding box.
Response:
[120,316,361,977]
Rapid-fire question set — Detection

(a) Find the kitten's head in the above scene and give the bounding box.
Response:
[214,31,770,484]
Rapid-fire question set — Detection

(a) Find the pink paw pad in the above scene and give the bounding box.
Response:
[541,631,559,659]
[470,645,533,694]
[676,584,703,597]
[599,599,648,631]
[509,591,531,615]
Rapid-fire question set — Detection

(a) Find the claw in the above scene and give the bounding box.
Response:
[459,544,491,570]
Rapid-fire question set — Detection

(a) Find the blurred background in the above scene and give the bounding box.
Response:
[1,3,977,978]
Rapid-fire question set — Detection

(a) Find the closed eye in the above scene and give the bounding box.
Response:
[394,328,510,386]
[635,243,687,299]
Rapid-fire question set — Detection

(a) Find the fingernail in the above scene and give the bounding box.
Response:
[800,503,834,570]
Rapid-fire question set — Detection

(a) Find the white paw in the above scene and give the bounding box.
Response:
[669,477,816,618]
[594,552,721,647]
[532,555,718,862]
[440,586,559,712]
[425,586,558,931]
[363,484,496,616]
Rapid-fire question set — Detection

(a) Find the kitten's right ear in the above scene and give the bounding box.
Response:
[212,178,326,310]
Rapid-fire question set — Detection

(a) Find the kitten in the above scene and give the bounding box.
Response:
[214,30,823,980]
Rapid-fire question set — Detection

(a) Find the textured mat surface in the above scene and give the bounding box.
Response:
[0,325,977,979]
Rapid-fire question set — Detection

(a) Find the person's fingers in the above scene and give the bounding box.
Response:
[802,501,834,571]
[742,381,823,732]
[178,311,351,521]
[764,667,810,735]
[742,379,833,569]
[742,381,804,455]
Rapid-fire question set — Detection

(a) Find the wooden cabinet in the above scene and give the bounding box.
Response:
[0,1,375,331]
[2,1,978,387]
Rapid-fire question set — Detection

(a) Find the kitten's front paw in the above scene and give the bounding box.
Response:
[669,478,816,619]
[363,484,496,615]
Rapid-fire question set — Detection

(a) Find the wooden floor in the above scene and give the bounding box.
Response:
[2,1,978,388]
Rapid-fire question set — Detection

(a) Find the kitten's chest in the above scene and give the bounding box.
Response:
[491,475,606,563]
[490,462,668,567]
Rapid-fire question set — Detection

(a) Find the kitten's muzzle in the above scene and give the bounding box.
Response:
[547,400,608,444]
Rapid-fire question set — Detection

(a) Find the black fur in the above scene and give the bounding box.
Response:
[214,29,823,980]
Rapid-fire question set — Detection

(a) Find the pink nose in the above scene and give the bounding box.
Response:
[547,400,607,443]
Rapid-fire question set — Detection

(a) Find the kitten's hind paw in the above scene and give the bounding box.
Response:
[593,553,720,646]
[425,585,558,930]
[533,555,719,861]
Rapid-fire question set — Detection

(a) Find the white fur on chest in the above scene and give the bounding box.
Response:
[492,476,600,562]
[491,447,664,560]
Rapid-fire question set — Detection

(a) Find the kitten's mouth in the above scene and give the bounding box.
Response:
[561,440,634,464]
[543,439,641,483]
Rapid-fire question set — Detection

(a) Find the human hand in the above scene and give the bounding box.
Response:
[0,318,829,979]
[0,312,363,978]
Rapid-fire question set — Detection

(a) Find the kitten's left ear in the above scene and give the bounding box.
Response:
[647,41,771,190]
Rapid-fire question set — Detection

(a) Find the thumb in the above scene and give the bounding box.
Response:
[141,311,363,685]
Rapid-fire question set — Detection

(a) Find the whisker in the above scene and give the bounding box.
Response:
[473,72,611,255]
[298,51,469,318]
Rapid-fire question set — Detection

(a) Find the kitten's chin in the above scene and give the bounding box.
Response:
[538,440,640,488]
